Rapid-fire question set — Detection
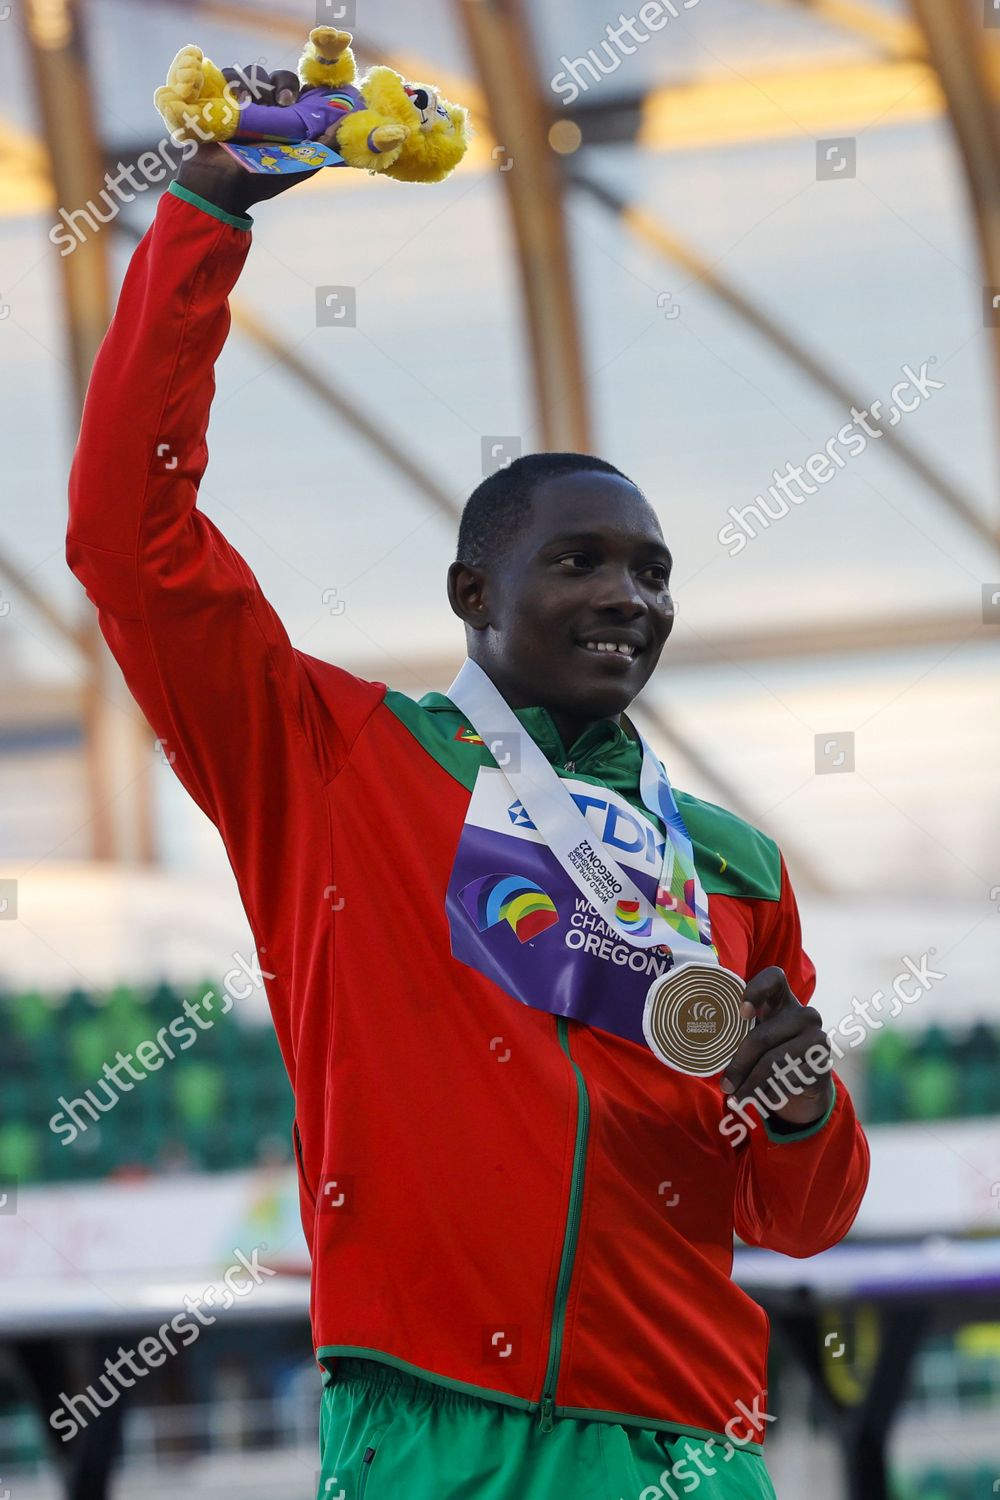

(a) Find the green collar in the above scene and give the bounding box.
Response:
[417,692,638,776]
[381,687,782,900]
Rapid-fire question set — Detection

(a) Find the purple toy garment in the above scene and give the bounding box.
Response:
[233,83,366,143]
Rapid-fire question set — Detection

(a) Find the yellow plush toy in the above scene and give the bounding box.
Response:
[155,27,470,184]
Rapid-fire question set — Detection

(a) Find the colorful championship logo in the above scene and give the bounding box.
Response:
[460,874,559,945]
[614,898,653,937]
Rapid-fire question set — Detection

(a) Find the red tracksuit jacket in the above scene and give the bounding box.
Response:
[66,183,869,1445]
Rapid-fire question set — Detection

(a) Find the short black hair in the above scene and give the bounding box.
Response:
[456,452,641,569]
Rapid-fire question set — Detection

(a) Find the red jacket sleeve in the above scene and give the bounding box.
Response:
[732,854,870,1257]
[65,184,384,1066]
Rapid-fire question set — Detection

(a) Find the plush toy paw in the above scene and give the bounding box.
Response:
[154,43,240,144]
[371,122,407,153]
[184,94,241,143]
[334,109,407,173]
[153,84,184,137]
[162,44,205,105]
[299,26,357,90]
[309,26,353,62]
[153,44,205,138]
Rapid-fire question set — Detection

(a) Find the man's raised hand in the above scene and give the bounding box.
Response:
[174,63,343,218]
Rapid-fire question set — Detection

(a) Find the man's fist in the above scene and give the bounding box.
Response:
[173,63,345,218]
[720,967,834,1128]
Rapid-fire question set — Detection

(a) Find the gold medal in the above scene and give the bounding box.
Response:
[642,962,750,1076]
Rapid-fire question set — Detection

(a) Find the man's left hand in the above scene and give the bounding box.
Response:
[720,967,834,1127]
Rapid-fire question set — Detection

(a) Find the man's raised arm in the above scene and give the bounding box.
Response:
[66,134,385,1033]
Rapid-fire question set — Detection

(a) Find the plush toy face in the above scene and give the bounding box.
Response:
[403,83,450,127]
[363,67,469,183]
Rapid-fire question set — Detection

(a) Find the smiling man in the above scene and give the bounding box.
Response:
[450,460,676,746]
[66,63,869,1500]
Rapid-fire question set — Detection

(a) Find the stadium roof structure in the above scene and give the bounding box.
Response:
[0,0,997,920]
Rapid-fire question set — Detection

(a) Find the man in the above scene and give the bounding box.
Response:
[67,63,869,1500]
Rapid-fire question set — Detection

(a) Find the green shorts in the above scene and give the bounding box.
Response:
[317,1356,777,1500]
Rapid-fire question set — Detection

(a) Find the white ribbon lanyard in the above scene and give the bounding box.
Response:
[447,659,719,965]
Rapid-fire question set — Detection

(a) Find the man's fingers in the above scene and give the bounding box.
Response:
[721,1002,825,1096]
[725,1030,831,1109]
[270,70,301,106]
[222,64,299,106]
[222,64,264,103]
[738,966,796,1022]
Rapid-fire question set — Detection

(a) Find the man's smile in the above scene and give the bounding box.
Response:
[576,632,645,664]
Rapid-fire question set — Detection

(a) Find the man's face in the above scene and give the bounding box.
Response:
[450,471,675,730]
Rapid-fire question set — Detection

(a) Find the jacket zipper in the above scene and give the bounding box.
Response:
[538,1015,590,1433]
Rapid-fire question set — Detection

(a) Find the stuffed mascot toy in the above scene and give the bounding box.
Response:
[155,26,470,184]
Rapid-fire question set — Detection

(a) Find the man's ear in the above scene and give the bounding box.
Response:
[447,560,490,629]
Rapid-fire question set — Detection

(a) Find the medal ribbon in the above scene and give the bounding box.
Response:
[447,660,719,963]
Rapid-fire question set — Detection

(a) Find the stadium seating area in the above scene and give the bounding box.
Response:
[2,980,998,1184]
[896,1469,1000,1500]
[862,1024,1000,1125]
[0,980,293,1182]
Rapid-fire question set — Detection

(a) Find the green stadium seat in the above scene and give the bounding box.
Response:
[960,1054,996,1120]
[62,986,97,1022]
[104,982,154,1056]
[68,1015,112,1082]
[146,979,182,1020]
[173,1060,225,1136]
[905,1026,959,1122]
[865,1028,909,1123]
[970,1466,1000,1500]
[913,1469,958,1500]
[9,987,53,1044]
[0,1121,43,1180]
[905,1057,958,1122]
[955,1023,1000,1120]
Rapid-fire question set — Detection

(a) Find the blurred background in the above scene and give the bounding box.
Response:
[1,0,999,1495]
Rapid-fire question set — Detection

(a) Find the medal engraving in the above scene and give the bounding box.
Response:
[643,962,749,1076]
